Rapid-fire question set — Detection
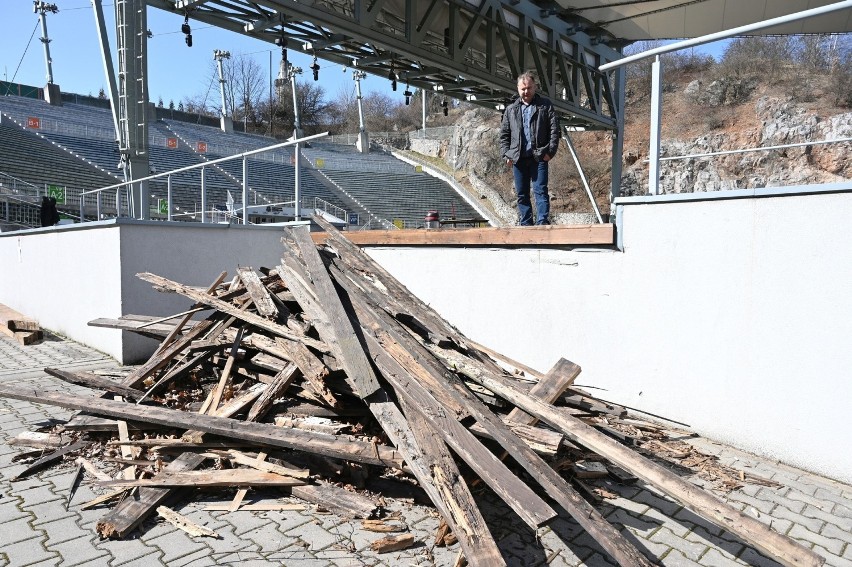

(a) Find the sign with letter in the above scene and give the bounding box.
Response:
[166,138,178,148]
[158,199,168,215]
[197,141,207,153]
[47,184,65,204]
[348,213,359,225]
[393,218,405,229]
[316,158,325,168]
[414,165,423,173]
[27,117,41,129]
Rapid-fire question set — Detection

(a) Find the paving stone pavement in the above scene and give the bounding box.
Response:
[0,333,850,567]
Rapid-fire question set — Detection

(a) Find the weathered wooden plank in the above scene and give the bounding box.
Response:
[246,364,298,422]
[209,382,267,418]
[363,331,556,530]
[396,394,506,567]
[0,385,404,468]
[331,269,651,567]
[99,469,306,488]
[11,438,90,481]
[505,358,581,426]
[290,482,379,519]
[136,272,330,354]
[96,452,206,538]
[44,368,144,400]
[237,267,278,319]
[311,224,616,247]
[274,337,338,408]
[209,327,245,414]
[284,227,381,397]
[441,351,825,567]
[157,506,219,538]
[153,271,227,357]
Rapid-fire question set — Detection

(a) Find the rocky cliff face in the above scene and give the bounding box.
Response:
[413,86,850,221]
[621,96,852,196]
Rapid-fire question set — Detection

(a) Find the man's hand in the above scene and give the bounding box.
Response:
[506,159,513,167]
[542,154,551,162]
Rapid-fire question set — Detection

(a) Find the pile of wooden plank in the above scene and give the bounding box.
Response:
[0,217,823,567]
[0,303,43,345]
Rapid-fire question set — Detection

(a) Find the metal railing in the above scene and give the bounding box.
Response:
[81,132,329,224]
[600,0,852,197]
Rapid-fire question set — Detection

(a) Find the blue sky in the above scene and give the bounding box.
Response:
[1,1,730,106]
[0,1,395,105]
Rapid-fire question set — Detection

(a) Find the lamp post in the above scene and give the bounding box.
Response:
[213,50,233,133]
[353,70,369,153]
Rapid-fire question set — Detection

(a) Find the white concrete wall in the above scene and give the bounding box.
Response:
[0,222,125,358]
[0,219,295,363]
[2,192,849,482]
[366,190,852,483]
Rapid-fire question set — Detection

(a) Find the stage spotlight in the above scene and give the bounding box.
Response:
[388,66,397,91]
[403,88,412,106]
[442,99,448,116]
[310,56,320,81]
[185,33,192,47]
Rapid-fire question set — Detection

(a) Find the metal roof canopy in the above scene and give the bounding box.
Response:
[148,0,625,130]
[556,0,851,42]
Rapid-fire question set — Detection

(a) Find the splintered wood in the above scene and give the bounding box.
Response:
[0,217,823,567]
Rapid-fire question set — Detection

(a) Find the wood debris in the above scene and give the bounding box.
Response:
[0,217,823,567]
[0,303,43,345]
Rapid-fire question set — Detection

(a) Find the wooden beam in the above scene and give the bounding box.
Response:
[96,452,206,538]
[310,224,615,247]
[505,358,581,426]
[136,272,330,354]
[290,482,379,519]
[43,368,144,400]
[0,385,404,468]
[99,469,306,488]
[283,227,381,398]
[238,267,278,319]
[440,350,825,567]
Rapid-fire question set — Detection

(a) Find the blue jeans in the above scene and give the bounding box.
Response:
[513,157,550,225]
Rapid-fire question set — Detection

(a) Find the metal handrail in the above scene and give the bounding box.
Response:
[80,131,329,223]
[656,137,852,162]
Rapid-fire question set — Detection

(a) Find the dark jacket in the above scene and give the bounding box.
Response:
[499,94,560,162]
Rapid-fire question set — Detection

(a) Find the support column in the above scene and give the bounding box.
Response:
[648,56,663,196]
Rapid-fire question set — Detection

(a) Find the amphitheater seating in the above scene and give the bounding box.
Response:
[1,93,478,228]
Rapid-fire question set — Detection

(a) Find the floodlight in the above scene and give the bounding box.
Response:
[185,33,192,47]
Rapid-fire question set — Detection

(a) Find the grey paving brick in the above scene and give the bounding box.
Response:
[168,548,216,567]
[800,504,852,532]
[0,515,43,546]
[787,524,844,555]
[821,522,852,546]
[814,488,852,509]
[684,527,744,559]
[663,549,704,567]
[94,537,163,566]
[651,526,710,561]
[45,535,110,567]
[785,489,834,511]
[0,536,57,567]
[143,529,209,563]
[202,553,271,566]
[579,551,618,567]
[632,536,671,562]
[813,545,852,567]
[39,515,93,545]
[110,552,166,567]
[0,497,29,523]
[699,547,746,567]
[755,487,806,513]
[723,491,776,515]
[736,547,786,567]
[771,504,826,533]
[606,508,661,538]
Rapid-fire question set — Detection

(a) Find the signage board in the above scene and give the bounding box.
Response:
[47,184,65,204]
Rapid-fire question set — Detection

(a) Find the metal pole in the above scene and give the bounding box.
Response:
[200,167,207,223]
[648,56,663,196]
[563,131,603,223]
[79,196,84,223]
[115,186,121,217]
[600,0,852,71]
[35,2,56,84]
[167,174,172,221]
[214,50,231,124]
[242,156,248,224]
[421,88,426,131]
[96,190,102,220]
[289,63,303,220]
[91,0,121,140]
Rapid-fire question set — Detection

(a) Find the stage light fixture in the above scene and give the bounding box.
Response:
[310,55,320,81]
[442,99,448,116]
[403,88,412,106]
[388,64,397,91]
[185,33,192,47]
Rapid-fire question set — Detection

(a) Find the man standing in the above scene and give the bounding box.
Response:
[500,72,560,225]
